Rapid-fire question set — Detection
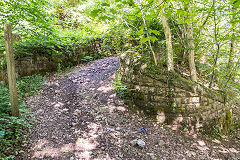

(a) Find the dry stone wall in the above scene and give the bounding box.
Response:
[119,51,232,130]
[15,55,58,77]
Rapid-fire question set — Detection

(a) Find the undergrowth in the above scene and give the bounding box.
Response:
[0,74,45,160]
[112,72,128,98]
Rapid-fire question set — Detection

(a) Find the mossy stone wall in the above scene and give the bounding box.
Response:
[119,51,233,130]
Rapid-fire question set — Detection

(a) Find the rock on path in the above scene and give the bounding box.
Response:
[20,56,239,160]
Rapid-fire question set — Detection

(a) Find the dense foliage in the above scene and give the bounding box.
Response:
[0,0,126,70]
[86,0,240,89]
[0,0,239,158]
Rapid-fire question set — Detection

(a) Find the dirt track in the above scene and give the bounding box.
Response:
[20,56,239,160]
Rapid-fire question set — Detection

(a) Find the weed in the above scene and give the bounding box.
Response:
[112,73,128,98]
[17,74,45,97]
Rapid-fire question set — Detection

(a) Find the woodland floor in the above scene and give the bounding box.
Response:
[19,56,239,160]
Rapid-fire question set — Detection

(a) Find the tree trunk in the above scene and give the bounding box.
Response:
[161,9,174,71]
[4,24,20,117]
[184,3,197,81]
[187,23,197,81]
[140,8,158,65]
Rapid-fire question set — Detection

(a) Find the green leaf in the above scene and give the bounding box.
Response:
[90,9,102,18]
[140,37,149,43]
[149,36,158,42]
[137,30,143,36]
[233,0,240,8]
[101,2,110,7]
[99,16,113,21]
[110,8,117,14]
[143,30,150,34]
[185,19,192,24]
[116,4,123,8]
[152,30,160,35]
[139,25,145,30]
[122,0,134,6]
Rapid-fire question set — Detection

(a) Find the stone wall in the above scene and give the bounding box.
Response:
[0,53,58,82]
[15,55,58,77]
[0,38,104,80]
[119,51,234,130]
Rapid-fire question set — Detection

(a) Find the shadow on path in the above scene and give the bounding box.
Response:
[20,56,239,160]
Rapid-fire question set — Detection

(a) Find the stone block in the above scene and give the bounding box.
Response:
[202,101,209,106]
[200,105,210,112]
[135,85,141,90]
[156,87,168,93]
[148,87,155,93]
[189,97,200,103]
[186,92,198,97]
[186,104,201,111]
[208,98,214,104]
[181,98,189,104]
[156,102,168,107]
[153,96,166,102]
[175,88,185,93]
[141,76,153,83]
[215,94,225,102]
[211,103,217,110]
[216,103,224,110]
[155,81,166,87]
[200,96,208,102]
[119,51,235,127]
[174,92,186,97]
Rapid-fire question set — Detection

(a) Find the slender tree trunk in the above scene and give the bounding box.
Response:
[161,9,174,71]
[141,11,158,65]
[180,24,187,65]
[184,3,197,81]
[139,0,157,65]
[228,39,234,70]
[187,23,197,81]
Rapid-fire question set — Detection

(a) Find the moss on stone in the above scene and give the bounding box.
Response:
[219,110,234,134]
[145,105,160,115]
[120,51,239,133]
[132,92,145,101]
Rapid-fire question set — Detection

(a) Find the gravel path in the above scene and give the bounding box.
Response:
[20,56,239,160]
